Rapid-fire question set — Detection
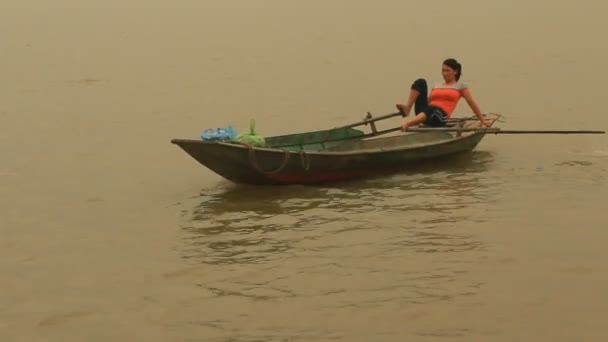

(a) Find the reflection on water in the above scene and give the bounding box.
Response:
[179,151,497,265]
[172,151,499,341]
[172,151,497,334]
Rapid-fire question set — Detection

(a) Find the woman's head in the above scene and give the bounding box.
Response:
[442,58,462,82]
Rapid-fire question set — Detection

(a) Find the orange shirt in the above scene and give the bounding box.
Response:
[429,82,467,117]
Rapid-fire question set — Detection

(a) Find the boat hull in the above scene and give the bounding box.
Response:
[170,131,487,185]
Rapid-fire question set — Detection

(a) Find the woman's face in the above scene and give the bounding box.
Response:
[442,64,457,82]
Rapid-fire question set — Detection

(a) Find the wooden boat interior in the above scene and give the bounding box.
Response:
[323,131,455,152]
[260,113,500,153]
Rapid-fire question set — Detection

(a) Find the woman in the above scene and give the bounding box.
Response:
[396,58,490,130]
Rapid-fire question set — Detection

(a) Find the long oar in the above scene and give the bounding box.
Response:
[405,127,606,134]
[354,126,605,140]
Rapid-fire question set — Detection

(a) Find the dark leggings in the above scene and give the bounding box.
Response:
[411,78,429,114]
[410,78,448,127]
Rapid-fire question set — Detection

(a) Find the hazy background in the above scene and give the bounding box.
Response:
[1,0,607,341]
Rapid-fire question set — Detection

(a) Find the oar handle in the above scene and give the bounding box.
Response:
[337,112,403,129]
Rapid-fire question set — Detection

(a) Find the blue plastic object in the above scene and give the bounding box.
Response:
[200,126,237,141]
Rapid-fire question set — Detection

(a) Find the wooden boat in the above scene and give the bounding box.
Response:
[171,112,505,185]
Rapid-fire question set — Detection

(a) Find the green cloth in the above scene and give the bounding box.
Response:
[236,119,266,147]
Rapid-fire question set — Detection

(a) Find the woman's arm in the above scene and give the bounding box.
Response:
[461,88,490,127]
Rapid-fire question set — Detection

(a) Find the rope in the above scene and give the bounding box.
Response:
[242,143,290,175]
[299,150,311,171]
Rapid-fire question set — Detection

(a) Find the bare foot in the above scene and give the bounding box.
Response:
[396,104,408,117]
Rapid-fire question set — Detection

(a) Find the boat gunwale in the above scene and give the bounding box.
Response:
[170,130,486,157]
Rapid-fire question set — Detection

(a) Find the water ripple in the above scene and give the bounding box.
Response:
[174,151,500,340]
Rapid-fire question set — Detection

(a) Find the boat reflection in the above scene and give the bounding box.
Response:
[177,151,499,265]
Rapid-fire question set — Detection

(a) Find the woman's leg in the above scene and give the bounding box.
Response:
[401,112,428,130]
[399,79,429,130]
[396,78,428,116]
[411,78,428,114]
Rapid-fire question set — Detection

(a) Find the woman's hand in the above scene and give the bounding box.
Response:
[461,88,489,126]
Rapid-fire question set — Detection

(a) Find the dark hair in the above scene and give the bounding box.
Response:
[443,58,462,81]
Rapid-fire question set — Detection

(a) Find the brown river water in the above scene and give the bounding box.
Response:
[2,0,608,341]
